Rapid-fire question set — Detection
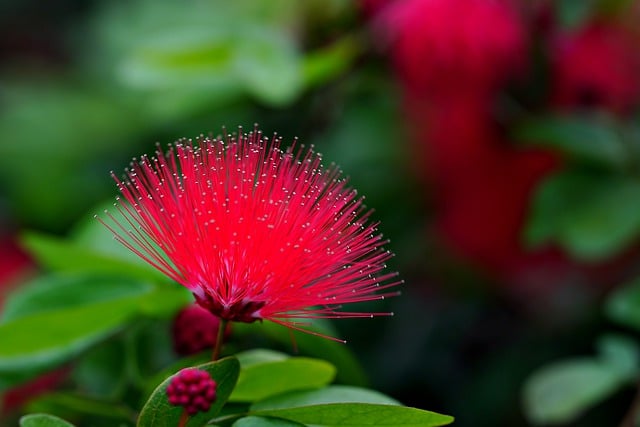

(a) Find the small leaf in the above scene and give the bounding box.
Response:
[522,338,637,427]
[597,334,639,379]
[235,349,289,367]
[233,416,305,427]
[233,321,368,386]
[230,357,336,403]
[302,36,359,89]
[526,170,640,260]
[137,357,240,427]
[234,29,302,106]
[251,403,454,426]
[557,0,599,29]
[19,413,75,427]
[515,114,625,168]
[251,385,401,411]
[606,278,640,330]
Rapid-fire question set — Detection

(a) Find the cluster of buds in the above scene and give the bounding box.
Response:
[166,368,217,415]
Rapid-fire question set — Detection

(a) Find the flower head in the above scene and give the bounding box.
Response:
[380,0,527,96]
[100,127,400,340]
[166,368,217,415]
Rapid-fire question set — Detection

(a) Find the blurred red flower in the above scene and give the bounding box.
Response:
[550,23,640,114]
[380,0,527,97]
[100,129,400,340]
[0,236,33,310]
[172,304,230,356]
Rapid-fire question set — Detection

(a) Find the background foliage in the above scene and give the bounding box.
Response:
[1,0,640,426]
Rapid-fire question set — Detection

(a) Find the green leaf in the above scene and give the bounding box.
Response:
[251,385,401,411]
[230,357,336,402]
[523,359,622,425]
[526,170,640,260]
[20,230,165,282]
[234,29,302,106]
[19,414,76,427]
[233,416,304,427]
[26,393,135,422]
[515,114,625,168]
[0,274,151,323]
[137,357,240,427]
[99,0,304,106]
[0,81,145,231]
[250,403,454,426]
[606,278,640,330]
[302,36,360,89]
[522,335,638,425]
[233,321,368,386]
[235,349,289,367]
[597,334,639,379]
[557,0,599,29]
[0,297,139,374]
[71,339,127,399]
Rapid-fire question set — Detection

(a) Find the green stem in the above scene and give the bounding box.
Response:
[212,319,228,361]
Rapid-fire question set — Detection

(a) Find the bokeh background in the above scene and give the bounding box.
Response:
[2,0,640,426]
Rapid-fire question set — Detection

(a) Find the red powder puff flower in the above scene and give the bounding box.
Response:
[99,127,400,341]
[550,23,640,114]
[167,368,217,415]
[380,0,527,97]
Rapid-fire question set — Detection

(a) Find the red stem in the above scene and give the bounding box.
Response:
[178,409,189,427]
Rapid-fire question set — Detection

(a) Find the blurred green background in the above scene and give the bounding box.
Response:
[2,0,640,426]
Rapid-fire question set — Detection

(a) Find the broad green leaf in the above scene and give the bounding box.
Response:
[522,336,638,426]
[251,385,401,411]
[20,231,164,282]
[515,114,625,168]
[523,359,622,425]
[19,413,75,427]
[230,358,336,402]
[251,403,454,426]
[26,393,135,422]
[526,170,640,260]
[597,334,639,379]
[235,349,289,367]
[233,416,304,427]
[137,357,240,427]
[0,297,140,376]
[0,274,151,323]
[606,278,640,330]
[233,321,368,386]
[97,0,304,106]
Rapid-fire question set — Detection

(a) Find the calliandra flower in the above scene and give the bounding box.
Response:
[379,0,527,97]
[167,368,217,415]
[99,127,400,341]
